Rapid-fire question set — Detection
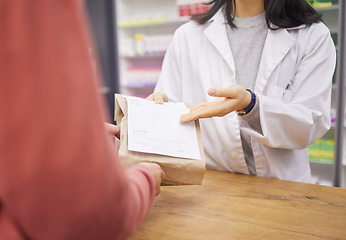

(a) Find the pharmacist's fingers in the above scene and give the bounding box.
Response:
[153,92,168,104]
[146,93,154,101]
[180,98,235,123]
[180,108,211,123]
[208,85,252,111]
[188,98,225,113]
[190,102,208,112]
[180,101,217,123]
[146,92,168,104]
[207,85,241,98]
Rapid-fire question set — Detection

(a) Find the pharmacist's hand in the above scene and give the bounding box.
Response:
[180,85,251,123]
[104,123,120,140]
[139,162,166,196]
[146,92,168,104]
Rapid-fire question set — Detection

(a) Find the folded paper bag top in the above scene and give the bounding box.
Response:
[115,94,206,185]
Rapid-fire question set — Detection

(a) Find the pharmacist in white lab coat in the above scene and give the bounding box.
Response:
[148,0,336,183]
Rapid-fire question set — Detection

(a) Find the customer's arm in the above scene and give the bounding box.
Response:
[0,0,161,239]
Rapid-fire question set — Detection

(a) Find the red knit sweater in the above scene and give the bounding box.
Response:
[0,0,155,239]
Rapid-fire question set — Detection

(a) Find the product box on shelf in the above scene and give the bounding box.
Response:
[176,0,210,17]
[306,0,332,8]
[308,127,335,164]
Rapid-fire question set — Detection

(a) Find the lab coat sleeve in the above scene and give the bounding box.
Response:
[239,24,336,149]
[154,27,183,102]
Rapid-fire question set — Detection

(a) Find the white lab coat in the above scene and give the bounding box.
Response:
[155,11,336,183]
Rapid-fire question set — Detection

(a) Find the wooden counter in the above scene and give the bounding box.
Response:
[130,170,346,240]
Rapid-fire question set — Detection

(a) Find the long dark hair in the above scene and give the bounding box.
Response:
[191,0,322,29]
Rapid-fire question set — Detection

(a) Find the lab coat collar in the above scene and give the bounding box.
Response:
[276,23,307,30]
[204,10,236,77]
[204,10,297,93]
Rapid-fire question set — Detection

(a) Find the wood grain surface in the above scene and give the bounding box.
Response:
[130,170,346,240]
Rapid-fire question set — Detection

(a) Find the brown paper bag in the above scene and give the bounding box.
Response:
[114,94,205,185]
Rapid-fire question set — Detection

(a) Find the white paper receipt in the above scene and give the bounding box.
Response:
[125,96,201,160]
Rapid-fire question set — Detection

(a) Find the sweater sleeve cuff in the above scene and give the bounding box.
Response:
[238,94,262,134]
[126,164,156,201]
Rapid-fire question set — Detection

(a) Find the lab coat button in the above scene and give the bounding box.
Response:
[231,152,238,159]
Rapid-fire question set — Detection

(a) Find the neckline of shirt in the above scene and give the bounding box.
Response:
[232,12,266,29]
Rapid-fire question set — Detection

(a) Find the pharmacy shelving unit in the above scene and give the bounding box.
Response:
[308,2,346,188]
[115,0,190,97]
[332,0,346,188]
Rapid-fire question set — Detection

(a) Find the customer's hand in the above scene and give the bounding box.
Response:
[104,123,120,140]
[146,92,168,104]
[180,85,251,123]
[139,163,166,196]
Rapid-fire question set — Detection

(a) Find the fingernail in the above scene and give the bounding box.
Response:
[208,89,215,96]
[180,115,187,123]
[156,98,163,104]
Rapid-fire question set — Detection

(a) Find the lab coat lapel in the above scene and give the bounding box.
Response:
[255,28,296,93]
[204,11,236,76]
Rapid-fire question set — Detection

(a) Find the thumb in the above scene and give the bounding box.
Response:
[208,87,235,98]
